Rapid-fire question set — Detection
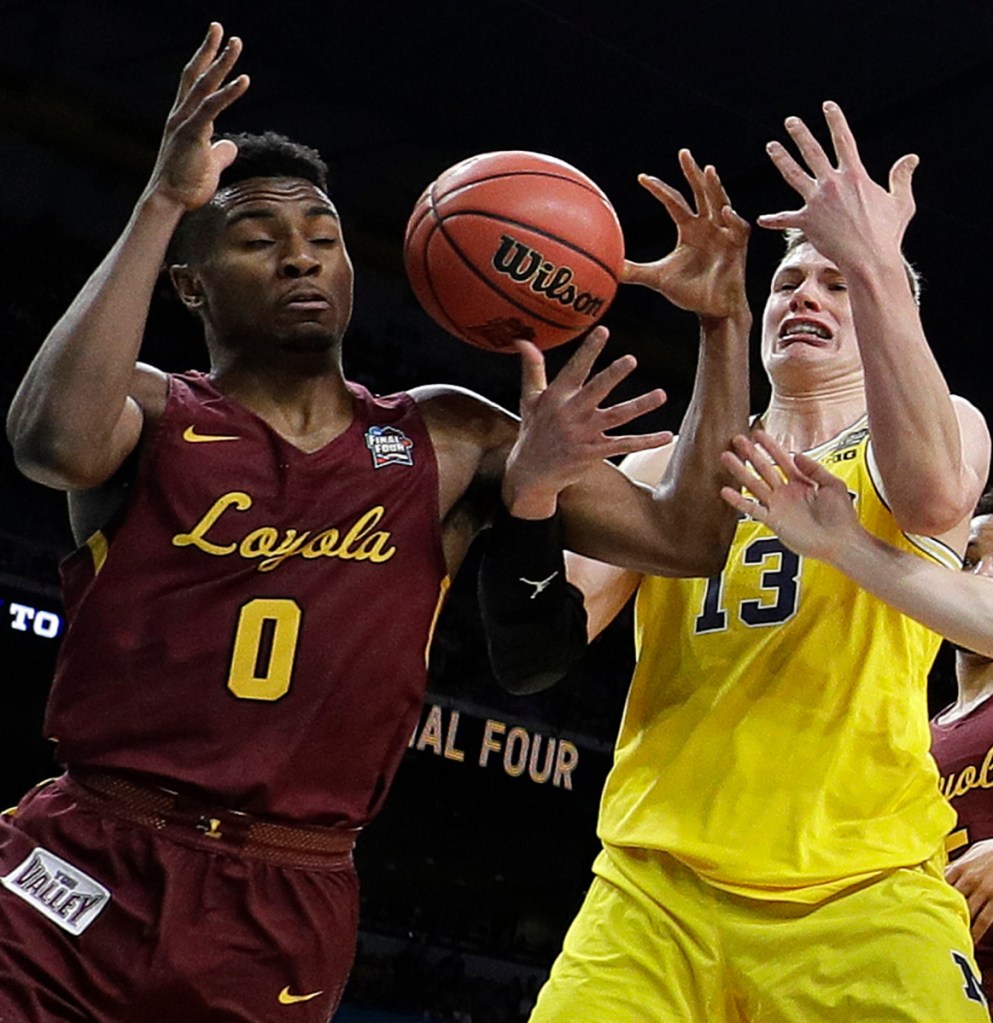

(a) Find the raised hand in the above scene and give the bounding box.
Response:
[946,840,993,943]
[623,149,750,322]
[719,430,860,561]
[145,23,250,211]
[758,100,918,269]
[502,327,672,518]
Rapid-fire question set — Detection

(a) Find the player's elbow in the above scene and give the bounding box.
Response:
[641,512,736,578]
[9,427,113,492]
[890,481,982,538]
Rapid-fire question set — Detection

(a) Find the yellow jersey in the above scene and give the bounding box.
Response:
[598,418,960,902]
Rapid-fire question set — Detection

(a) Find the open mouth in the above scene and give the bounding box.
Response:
[779,318,832,345]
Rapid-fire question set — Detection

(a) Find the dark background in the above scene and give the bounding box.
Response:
[0,2,989,1019]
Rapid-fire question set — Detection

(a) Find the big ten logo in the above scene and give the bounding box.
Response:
[3,600,63,639]
[825,447,857,465]
[410,703,580,790]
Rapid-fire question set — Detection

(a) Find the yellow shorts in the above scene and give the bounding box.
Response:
[529,845,989,1023]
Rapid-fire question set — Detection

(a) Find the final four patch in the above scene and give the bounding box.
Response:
[365,426,414,469]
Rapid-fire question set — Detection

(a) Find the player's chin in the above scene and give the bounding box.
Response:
[278,324,339,354]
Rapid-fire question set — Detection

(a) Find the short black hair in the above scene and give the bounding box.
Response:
[167,131,330,265]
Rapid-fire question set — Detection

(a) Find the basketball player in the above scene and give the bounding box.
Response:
[510,103,992,1022]
[720,444,993,1006]
[0,25,752,1022]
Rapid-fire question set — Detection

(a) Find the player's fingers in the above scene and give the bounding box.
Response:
[764,139,816,199]
[176,23,224,101]
[888,153,919,205]
[783,114,834,176]
[720,450,773,504]
[514,340,548,404]
[677,149,712,219]
[720,204,751,241]
[792,451,844,490]
[756,210,805,232]
[599,430,674,460]
[721,485,765,521]
[211,137,240,174]
[190,72,251,127]
[555,327,610,390]
[595,389,667,430]
[578,354,640,410]
[821,101,865,172]
[178,36,245,120]
[637,172,694,225]
[972,901,993,943]
[750,430,801,477]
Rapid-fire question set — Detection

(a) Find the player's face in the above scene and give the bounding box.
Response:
[963,514,993,579]
[192,177,354,357]
[761,242,861,388]
[956,512,993,664]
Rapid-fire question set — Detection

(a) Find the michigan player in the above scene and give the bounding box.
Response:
[0,24,753,1022]
[722,444,993,1006]
[514,104,992,1022]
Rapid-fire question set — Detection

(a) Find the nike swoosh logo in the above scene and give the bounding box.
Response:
[278,986,324,1005]
[183,426,240,443]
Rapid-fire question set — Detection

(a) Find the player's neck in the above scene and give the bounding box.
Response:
[209,363,356,453]
[757,387,866,454]
[945,655,993,723]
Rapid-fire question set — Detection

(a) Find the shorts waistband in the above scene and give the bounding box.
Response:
[65,770,358,869]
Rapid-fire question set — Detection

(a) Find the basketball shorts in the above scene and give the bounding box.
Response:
[0,775,359,1023]
[529,844,990,1023]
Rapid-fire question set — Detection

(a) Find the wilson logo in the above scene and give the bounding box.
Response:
[491,234,607,318]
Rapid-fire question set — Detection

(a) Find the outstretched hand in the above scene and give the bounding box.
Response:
[719,430,860,561]
[145,23,250,211]
[623,149,750,322]
[502,327,672,518]
[758,100,918,269]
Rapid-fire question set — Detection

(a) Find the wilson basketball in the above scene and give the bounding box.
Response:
[403,151,624,353]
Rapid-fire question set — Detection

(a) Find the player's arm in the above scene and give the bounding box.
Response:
[759,101,990,536]
[721,431,993,658]
[504,150,751,576]
[417,347,668,692]
[946,840,993,944]
[5,24,248,491]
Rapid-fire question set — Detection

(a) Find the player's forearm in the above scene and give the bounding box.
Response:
[648,308,751,572]
[7,192,183,488]
[845,259,975,533]
[828,529,993,657]
[561,309,750,577]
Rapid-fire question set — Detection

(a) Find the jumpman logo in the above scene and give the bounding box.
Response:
[520,572,558,599]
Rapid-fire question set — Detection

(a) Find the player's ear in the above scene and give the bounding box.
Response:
[169,265,206,313]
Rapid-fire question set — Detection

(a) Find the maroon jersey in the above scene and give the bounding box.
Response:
[45,372,447,827]
[931,696,993,1001]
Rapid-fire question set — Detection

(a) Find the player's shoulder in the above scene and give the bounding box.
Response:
[409,383,517,444]
[131,362,170,423]
[618,437,678,487]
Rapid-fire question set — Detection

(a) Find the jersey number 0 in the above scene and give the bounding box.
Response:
[227,597,302,701]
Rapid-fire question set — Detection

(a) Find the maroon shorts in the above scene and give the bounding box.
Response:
[0,775,359,1023]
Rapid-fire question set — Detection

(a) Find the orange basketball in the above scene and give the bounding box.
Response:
[403,151,624,353]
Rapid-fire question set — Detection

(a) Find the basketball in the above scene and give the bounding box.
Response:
[403,151,625,353]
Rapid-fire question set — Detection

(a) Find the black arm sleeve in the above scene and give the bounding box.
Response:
[477,505,589,694]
